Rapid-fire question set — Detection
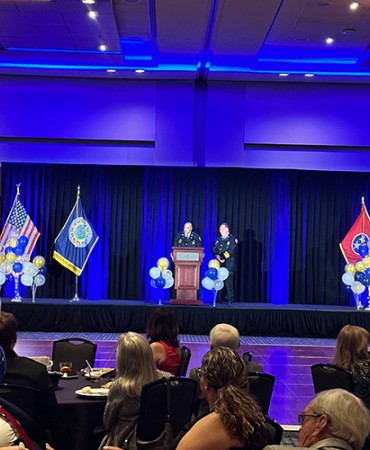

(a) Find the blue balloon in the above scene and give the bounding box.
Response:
[207,267,218,280]
[39,266,47,275]
[365,268,370,277]
[4,247,13,254]
[359,245,368,258]
[12,262,23,273]
[18,236,29,248]
[355,272,365,283]
[363,276,370,286]
[14,246,24,256]
[155,277,166,289]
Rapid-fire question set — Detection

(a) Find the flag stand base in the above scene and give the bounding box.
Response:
[11,295,22,303]
[70,294,80,303]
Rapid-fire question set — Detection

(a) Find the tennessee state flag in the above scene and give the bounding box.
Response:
[339,200,370,264]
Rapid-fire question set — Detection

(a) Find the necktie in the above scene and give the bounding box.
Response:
[0,405,35,450]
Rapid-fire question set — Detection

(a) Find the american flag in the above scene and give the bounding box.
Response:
[0,197,40,256]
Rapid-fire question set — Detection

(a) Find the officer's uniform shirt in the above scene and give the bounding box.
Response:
[212,234,238,271]
[173,232,202,247]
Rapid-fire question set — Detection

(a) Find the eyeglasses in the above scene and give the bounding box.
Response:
[196,368,203,379]
[297,413,321,425]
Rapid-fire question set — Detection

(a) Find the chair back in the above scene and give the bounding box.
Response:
[177,346,191,377]
[311,363,354,394]
[242,351,253,362]
[52,338,97,372]
[0,383,40,418]
[248,372,275,415]
[263,415,283,445]
[0,397,47,449]
[136,377,197,441]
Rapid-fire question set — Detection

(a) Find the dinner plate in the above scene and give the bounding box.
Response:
[75,388,109,398]
[60,373,79,379]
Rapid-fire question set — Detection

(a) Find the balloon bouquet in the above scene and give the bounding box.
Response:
[341,243,370,309]
[201,259,229,307]
[0,234,46,302]
[149,257,174,304]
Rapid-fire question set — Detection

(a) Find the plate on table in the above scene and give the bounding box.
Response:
[75,388,109,398]
[84,368,115,380]
[59,372,79,379]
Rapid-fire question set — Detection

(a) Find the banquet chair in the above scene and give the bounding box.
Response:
[0,383,40,419]
[264,415,283,445]
[248,372,275,415]
[136,377,197,442]
[177,346,191,377]
[0,397,48,450]
[311,363,354,394]
[52,338,97,372]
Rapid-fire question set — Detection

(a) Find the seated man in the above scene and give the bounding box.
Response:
[189,323,262,416]
[264,388,370,450]
[0,312,57,432]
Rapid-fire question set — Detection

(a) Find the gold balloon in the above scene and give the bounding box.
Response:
[208,259,220,269]
[364,258,370,269]
[157,257,169,272]
[33,255,46,269]
[5,252,16,263]
[355,261,365,272]
[8,238,18,248]
[344,263,356,274]
[0,253,5,265]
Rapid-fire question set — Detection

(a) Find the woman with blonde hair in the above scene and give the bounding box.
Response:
[333,324,370,409]
[99,332,171,449]
[176,347,267,450]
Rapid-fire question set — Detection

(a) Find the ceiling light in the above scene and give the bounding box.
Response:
[82,0,95,3]
[279,73,289,77]
[135,69,145,73]
[325,37,334,45]
[87,11,98,19]
[304,73,315,77]
[99,44,107,52]
[349,2,359,10]
[107,69,116,73]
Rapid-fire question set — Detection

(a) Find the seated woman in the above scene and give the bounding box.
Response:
[146,307,181,375]
[98,332,171,449]
[332,324,370,409]
[176,347,267,450]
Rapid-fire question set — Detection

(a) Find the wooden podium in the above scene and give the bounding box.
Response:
[170,247,204,305]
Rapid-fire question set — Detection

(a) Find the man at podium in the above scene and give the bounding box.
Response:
[173,222,202,247]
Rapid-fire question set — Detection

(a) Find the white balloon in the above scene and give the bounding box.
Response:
[0,261,12,274]
[214,279,224,291]
[341,272,354,286]
[218,267,229,281]
[352,281,366,294]
[163,270,173,280]
[34,274,45,287]
[0,272,5,285]
[164,277,174,289]
[21,273,33,287]
[149,267,161,279]
[201,277,214,290]
[23,262,38,277]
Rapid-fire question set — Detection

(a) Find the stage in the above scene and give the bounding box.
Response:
[2,298,370,338]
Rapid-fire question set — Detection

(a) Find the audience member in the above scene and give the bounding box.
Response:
[176,347,267,450]
[0,312,57,431]
[146,307,181,375]
[264,388,370,450]
[189,323,262,417]
[332,324,370,409]
[99,332,171,449]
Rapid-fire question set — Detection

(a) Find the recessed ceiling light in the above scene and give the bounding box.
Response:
[325,37,334,44]
[107,69,116,73]
[135,69,145,73]
[99,44,107,52]
[304,73,315,77]
[279,73,289,77]
[349,2,359,10]
[82,0,95,4]
[87,11,98,19]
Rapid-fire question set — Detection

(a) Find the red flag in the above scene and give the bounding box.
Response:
[339,201,370,264]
